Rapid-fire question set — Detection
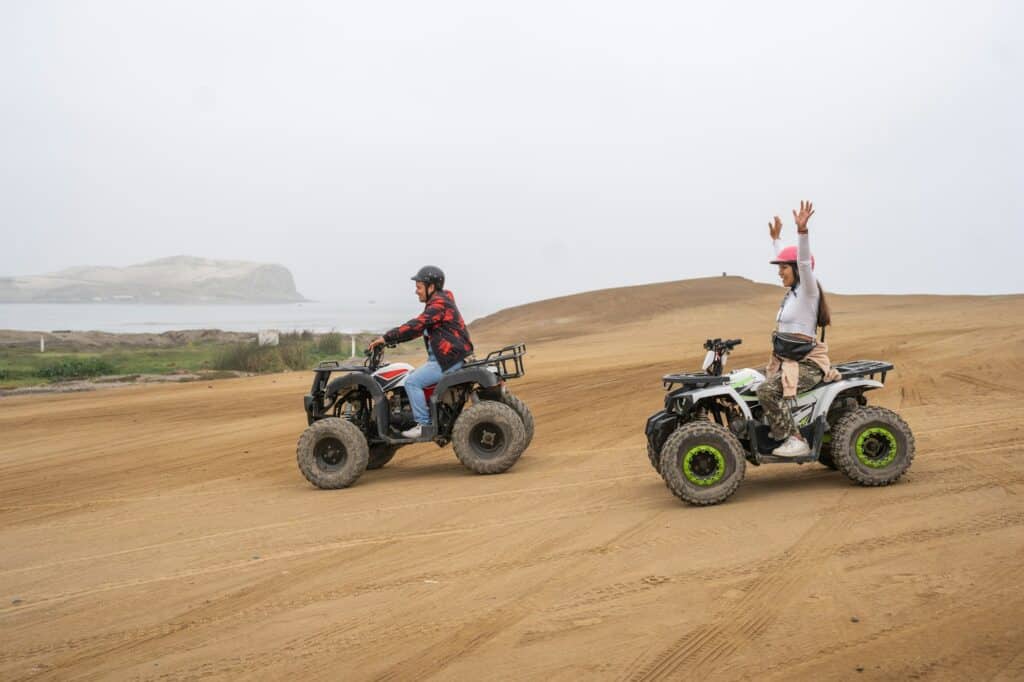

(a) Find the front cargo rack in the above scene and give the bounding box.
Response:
[662,372,730,390]
[313,358,368,372]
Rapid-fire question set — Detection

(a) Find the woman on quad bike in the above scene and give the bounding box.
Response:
[758,200,841,457]
[368,265,474,440]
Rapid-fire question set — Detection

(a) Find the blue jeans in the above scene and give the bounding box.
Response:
[405,356,464,425]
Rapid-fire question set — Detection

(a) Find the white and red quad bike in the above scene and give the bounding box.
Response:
[297,343,534,489]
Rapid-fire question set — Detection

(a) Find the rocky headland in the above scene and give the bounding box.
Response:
[0,255,306,303]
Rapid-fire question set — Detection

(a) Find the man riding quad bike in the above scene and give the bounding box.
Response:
[296,266,534,489]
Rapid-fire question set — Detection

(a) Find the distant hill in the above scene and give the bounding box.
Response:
[470,276,781,343]
[0,256,306,304]
[469,275,1022,346]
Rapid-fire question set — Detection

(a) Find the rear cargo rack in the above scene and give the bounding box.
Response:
[834,360,894,383]
[663,372,730,390]
[463,343,527,380]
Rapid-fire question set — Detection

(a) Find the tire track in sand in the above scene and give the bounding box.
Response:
[548,502,1024,628]
[622,494,853,682]
[943,372,1024,397]
[368,523,606,682]
[756,555,1024,680]
[0,493,672,619]
[0,507,678,672]
[0,470,653,578]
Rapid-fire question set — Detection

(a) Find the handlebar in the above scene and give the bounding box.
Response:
[363,342,396,372]
[703,338,742,352]
[700,337,742,376]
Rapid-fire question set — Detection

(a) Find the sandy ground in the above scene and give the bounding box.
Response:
[2,278,1023,681]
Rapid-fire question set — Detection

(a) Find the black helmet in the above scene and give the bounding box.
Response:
[411,265,445,290]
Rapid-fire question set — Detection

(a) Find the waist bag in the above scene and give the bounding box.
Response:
[772,332,816,361]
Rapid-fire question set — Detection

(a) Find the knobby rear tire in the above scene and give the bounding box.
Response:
[500,392,535,450]
[452,401,527,474]
[831,406,915,486]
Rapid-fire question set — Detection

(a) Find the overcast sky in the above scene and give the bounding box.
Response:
[2,0,1021,318]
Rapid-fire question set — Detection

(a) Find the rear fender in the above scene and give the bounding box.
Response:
[431,367,501,408]
[429,366,503,432]
[810,379,883,423]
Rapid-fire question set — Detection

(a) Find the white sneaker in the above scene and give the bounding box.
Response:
[772,436,810,457]
[401,425,423,439]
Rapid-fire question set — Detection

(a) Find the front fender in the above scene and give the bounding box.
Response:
[322,372,385,402]
[305,371,387,431]
[645,410,680,455]
[668,385,754,421]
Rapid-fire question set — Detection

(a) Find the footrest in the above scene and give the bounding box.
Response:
[384,423,436,445]
[758,454,817,465]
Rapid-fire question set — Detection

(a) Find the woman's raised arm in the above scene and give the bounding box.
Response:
[792,200,816,287]
[769,215,783,256]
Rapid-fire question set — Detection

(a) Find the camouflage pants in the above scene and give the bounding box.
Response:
[756,360,824,440]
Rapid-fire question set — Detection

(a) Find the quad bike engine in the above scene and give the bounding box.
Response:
[388,394,416,431]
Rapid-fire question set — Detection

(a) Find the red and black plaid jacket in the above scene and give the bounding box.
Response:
[383,290,474,370]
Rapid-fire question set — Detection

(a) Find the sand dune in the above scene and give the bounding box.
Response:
[1,278,1022,680]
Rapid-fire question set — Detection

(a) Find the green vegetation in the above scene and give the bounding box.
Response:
[213,342,285,373]
[316,332,344,355]
[36,357,117,379]
[0,332,378,390]
[212,331,371,373]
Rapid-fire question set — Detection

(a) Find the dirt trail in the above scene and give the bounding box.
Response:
[1,280,1022,680]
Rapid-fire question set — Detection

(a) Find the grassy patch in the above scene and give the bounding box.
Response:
[36,357,116,379]
[0,344,223,389]
[0,332,381,389]
[316,332,344,355]
[213,342,285,373]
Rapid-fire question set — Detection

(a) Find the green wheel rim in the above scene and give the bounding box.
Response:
[855,427,898,468]
[682,445,726,486]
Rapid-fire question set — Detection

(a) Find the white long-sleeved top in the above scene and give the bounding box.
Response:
[772,232,819,338]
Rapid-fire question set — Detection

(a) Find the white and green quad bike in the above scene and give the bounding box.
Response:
[645,337,915,506]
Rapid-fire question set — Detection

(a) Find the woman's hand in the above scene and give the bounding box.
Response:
[792,200,815,233]
[768,215,783,241]
[368,336,386,350]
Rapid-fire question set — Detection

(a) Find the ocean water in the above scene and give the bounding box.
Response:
[0,302,410,334]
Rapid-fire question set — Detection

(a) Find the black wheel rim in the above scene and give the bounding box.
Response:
[855,425,899,469]
[688,450,720,477]
[468,422,506,459]
[314,436,348,472]
[679,443,732,487]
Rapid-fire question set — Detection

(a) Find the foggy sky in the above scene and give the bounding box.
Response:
[2,1,1021,320]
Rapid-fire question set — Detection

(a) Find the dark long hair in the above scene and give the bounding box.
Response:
[790,266,831,328]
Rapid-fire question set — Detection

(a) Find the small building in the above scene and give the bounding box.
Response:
[258,330,280,347]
